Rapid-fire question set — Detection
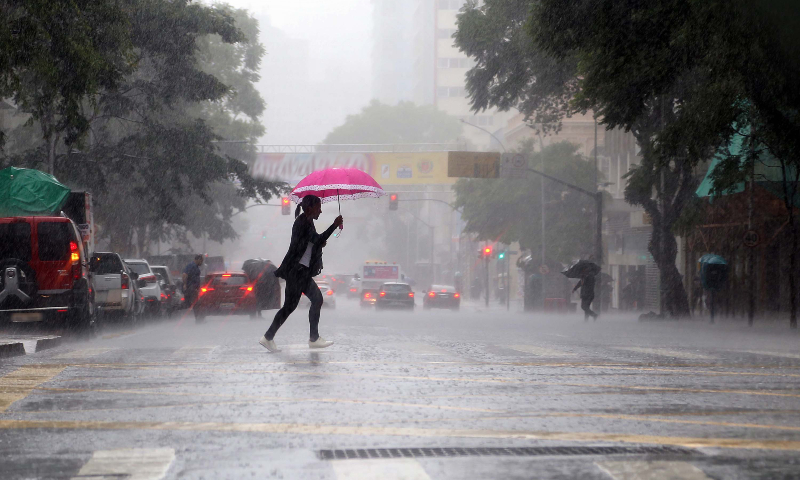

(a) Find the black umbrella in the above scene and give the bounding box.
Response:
[561,260,601,279]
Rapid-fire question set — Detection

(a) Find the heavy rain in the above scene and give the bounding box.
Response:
[1,0,799,478]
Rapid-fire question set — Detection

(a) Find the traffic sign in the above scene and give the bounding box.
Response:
[500,153,529,179]
[743,229,760,248]
[447,152,500,178]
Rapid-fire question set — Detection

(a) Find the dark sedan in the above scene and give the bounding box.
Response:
[422,285,461,311]
[375,282,415,311]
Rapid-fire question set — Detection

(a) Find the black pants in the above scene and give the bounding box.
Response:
[265,266,322,341]
[581,296,597,320]
[184,287,199,309]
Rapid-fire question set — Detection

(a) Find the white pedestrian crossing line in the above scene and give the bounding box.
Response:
[613,347,713,360]
[508,345,576,357]
[332,458,431,480]
[171,345,215,357]
[55,348,114,359]
[596,460,712,480]
[71,448,175,480]
[738,350,800,360]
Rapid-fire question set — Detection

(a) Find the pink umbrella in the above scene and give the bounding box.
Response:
[290,168,386,236]
[290,167,386,205]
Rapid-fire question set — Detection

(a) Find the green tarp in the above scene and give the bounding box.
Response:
[0,167,70,217]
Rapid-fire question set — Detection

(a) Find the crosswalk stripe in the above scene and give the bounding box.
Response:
[0,366,66,413]
[614,347,713,360]
[71,448,175,480]
[508,345,575,357]
[332,459,431,480]
[171,346,215,357]
[738,350,800,360]
[596,460,712,480]
[55,348,114,359]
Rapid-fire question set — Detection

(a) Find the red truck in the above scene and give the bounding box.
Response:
[0,184,98,333]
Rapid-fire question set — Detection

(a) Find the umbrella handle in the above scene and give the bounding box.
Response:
[333,188,342,238]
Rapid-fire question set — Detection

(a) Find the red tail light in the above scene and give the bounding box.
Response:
[364,292,371,298]
[326,290,334,296]
[454,293,460,298]
[240,285,254,292]
[408,292,414,297]
[200,286,214,295]
[350,288,356,292]
[160,292,166,300]
[69,241,78,252]
[379,291,386,297]
[120,272,129,290]
[428,291,435,297]
[222,274,231,277]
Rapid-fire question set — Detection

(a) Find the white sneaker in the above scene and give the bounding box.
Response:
[309,337,334,349]
[259,335,281,353]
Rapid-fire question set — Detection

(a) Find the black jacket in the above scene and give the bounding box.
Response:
[274,214,338,279]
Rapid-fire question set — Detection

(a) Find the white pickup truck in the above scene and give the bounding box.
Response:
[90,252,143,323]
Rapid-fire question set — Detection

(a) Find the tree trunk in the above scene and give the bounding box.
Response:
[649,212,691,317]
[789,213,797,328]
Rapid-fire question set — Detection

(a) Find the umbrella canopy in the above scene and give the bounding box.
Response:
[0,167,70,217]
[290,167,385,204]
[561,259,601,279]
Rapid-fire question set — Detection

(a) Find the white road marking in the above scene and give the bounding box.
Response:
[596,460,712,480]
[332,459,431,480]
[614,347,713,360]
[738,350,800,360]
[508,345,576,357]
[55,348,114,359]
[171,346,215,357]
[71,448,175,480]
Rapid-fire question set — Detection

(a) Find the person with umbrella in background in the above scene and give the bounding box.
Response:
[573,272,598,321]
[563,259,600,321]
[259,195,343,352]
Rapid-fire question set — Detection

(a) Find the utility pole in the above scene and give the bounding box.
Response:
[748,140,756,326]
[537,131,547,310]
[594,117,602,314]
[485,254,490,307]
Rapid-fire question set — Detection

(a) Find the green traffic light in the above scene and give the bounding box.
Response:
[498,252,505,259]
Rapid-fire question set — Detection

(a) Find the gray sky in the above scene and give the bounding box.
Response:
[220,0,374,145]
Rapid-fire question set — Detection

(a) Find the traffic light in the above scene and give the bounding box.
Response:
[261,230,267,239]
[483,246,493,257]
[389,194,398,211]
[498,251,505,260]
[281,197,290,215]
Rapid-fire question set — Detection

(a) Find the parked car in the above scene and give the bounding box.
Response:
[90,252,141,323]
[124,259,163,317]
[375,282,415,311]
[150,265,183,316]
[0,216,97,332]
[299,281,336,309]
[422,284,461,311]
[193,272,257,322]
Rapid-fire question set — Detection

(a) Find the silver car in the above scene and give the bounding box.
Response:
[124,259,163,317]
[90,252,142,322]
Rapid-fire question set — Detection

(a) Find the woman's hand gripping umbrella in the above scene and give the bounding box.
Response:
[290,167,387,238]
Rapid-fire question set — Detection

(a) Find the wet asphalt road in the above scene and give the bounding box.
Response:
[2,300,800,479]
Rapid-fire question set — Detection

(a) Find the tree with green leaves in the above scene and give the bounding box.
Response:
[0,0,133,173]
[454,141,600,264]
[2,1,286,256]
[323,100,463,145]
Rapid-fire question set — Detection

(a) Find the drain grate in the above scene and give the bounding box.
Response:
[318,445,695,460]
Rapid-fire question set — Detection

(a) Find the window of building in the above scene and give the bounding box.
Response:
[437,86,450,98]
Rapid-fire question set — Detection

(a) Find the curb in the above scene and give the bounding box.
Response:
[0,342,25,358]
[35,337,62,352]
